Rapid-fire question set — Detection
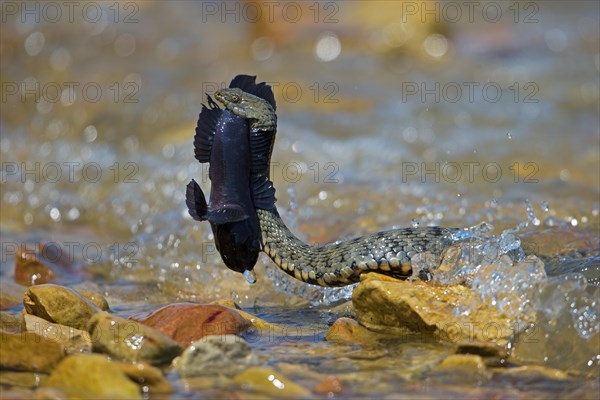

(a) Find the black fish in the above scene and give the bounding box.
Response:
[186,101,272,282]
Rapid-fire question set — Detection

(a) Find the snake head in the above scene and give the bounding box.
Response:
[214,87,277,132]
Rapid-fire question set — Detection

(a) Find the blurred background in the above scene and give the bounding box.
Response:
[1,0,598,305]
[1,1,599,394]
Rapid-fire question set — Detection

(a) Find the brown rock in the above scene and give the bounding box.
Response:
[24,314,92,354]
[1,281,27,310]
[44,354,141,399]
[0,312,24,333]
[23,284,101,330]
[353,273,522,347]
[88,312,182,365]
[233,367,310,398]
[314,375,344,395]
[134,303,251,346]
[0,330,65,372]
[326,317,398,346]
[14,247,56,286]
[76,289,110,311]
[113,361,172,394]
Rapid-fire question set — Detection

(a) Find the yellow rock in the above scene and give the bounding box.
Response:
[353,273,524,347]
[233,367,310,398]
[0,330,65,372]
[44,354,141,399]
[211,300,285,334]
[326,317,400,346]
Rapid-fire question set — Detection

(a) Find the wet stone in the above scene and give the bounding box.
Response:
[1,281,27,310]
[0,331,65,372]
[134,303,251,346]
[0,312,24,333]
[232,367,311,398]
[24,314,91,355]
[87,312,182,366]
[0,371,48,390]
[352,273,522,347]
[314,375,344,395]
[14,248,57,286]
[113,360,172,394]
[43,354,142,399]
[173,334,258,378]
[326,317,400,347]
[77,289,110,311]
[23,284,101,330]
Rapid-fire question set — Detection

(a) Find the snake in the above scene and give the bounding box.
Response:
[208,75,458,287]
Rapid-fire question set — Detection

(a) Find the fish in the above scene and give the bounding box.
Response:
[186,95,274,283]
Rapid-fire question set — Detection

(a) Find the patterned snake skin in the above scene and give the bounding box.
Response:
[214,78,458,286]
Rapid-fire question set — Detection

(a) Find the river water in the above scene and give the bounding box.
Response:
[1,1,598,398]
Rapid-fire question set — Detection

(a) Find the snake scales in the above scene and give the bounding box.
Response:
[207,75,457,287]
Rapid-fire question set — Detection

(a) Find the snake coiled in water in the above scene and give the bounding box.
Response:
[211,75,458,287]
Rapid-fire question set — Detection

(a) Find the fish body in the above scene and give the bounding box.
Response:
[186,106,260,276]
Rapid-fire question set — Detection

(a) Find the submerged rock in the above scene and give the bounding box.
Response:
[135,303,251,346]
[44,354,141,399]
[173,334,258,377]
[14,247,56,286]
[0,371,48,389]
[233,367,311,398]
[23,284,101,330]
[0,312,24,333]
[0,281,27,310]
[87,312,181,366]
[314,375,344,395]
[24,314,91,354]
[326,317,399,346]
[0,331,65,372]
[430,354,491,381]
[352,273,523,347]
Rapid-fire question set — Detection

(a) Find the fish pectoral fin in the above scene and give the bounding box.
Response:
[194,95,221,163]
[186,179,208,221]
[207,205,249,224]
[251,175,277,210]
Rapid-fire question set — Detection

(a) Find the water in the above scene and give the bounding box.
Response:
[1,1,599,397]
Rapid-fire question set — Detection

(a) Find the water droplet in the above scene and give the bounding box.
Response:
[506,132,512,139]
[243,270,257,284]
[541,201,549,212]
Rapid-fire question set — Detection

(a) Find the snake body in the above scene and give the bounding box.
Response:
[209,75,457,287]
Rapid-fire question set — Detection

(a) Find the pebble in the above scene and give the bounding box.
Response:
[0,331,65,372]
[173,334,258,377]
[87,312,182,366]
[23,314,91,354]
[135,303,251,346]
[233,367,311,398]
[23,284,101,330]
[43,354,142,399]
